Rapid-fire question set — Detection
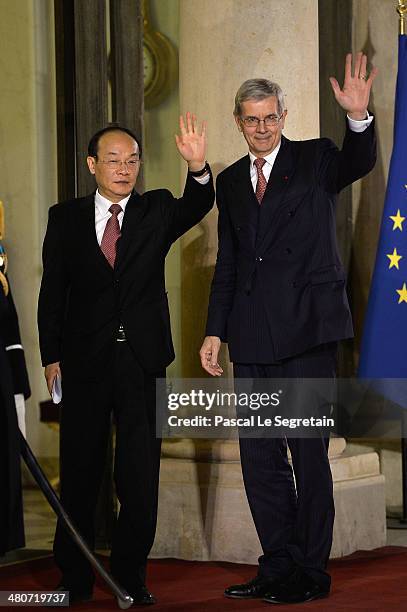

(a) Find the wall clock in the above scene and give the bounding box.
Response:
[143,0,178,108]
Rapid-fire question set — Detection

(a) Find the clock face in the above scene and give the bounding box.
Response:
[143,27,177,108]
[143,44,155,89]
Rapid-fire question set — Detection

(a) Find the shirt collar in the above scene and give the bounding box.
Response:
[249,140,281,169]
[94,189,132,216]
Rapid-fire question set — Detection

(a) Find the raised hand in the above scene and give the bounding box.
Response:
[175,112,207,172]
[329,52,378,120]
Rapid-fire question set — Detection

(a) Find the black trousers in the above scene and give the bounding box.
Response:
[54,341,163,593]
[0,351,25,555]
[234,343,337,590]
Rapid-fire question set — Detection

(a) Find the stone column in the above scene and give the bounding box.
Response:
[152,437,385,561]
[178,0,320,377]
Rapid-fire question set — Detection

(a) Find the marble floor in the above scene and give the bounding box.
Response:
[1,488,407,567]
[23,488,56,552]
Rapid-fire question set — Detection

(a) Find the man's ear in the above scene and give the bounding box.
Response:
[87,156,96,175]
[234,115,242,132]
[280,109,288,130]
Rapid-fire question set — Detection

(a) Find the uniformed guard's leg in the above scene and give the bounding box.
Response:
[0,369,25,554]
[54,376,113,591]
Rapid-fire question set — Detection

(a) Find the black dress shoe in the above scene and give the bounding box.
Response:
[128,585,156,606]
[263,571,329,605]
[224,576,281,599]
[56,583,93,605]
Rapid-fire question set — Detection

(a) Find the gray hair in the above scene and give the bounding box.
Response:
[234,79,285,116]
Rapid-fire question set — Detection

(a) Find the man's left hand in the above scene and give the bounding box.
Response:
[329,52,378,120]
[175,112,207,172]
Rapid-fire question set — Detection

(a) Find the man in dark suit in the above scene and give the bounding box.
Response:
[38,115,214,605]
[200,53,377,604]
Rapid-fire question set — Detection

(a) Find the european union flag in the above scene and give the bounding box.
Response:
[358,34,407,406]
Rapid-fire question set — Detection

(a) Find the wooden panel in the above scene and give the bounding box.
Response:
[110,0,144,191]
[319,0,353,266]
[74,0,109,197]
[54,0,76,201]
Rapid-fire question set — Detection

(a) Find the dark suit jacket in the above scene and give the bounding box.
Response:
[206,122,376,363]
[38,174,214,378]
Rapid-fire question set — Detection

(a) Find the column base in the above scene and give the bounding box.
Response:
[151,439,386,562]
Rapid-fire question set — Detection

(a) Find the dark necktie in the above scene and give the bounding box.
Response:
[100,204,122,267]
[254,157,267,204]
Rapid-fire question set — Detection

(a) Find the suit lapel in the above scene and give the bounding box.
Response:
[256,136,297,249]
[231,155,257,205]
[228,155,259,250]
[115,191,144,272]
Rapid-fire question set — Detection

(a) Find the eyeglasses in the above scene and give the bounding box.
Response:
[240,114,283,128]
[96,158,141,171]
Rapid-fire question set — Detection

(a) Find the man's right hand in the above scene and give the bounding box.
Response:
[44,362,61,396]
[199,336,223,376]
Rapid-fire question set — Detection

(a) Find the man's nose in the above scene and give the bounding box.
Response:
[256,120,267,133]
[117,161,130,174]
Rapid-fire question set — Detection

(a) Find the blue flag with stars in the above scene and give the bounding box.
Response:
[358,34,407,406]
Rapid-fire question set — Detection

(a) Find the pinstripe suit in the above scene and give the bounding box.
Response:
[206,122,376,588]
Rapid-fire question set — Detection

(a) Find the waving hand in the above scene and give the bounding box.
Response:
[329,52,378,120]
[175,112,207,172]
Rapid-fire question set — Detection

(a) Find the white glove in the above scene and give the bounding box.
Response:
[14,393,26,438]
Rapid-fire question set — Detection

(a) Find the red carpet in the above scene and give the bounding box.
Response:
[1,548,407,610]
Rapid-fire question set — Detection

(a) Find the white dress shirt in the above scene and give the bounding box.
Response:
[94,190,132,245]
[249,142,281,191]
[250,113,374,191]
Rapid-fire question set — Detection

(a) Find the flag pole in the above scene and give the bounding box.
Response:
[402,416,407,522]
[398,0,407,528]
[387,1,407,530]
[398,1,407,35]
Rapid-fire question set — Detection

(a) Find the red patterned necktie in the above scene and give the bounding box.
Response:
[254,157,267,204]
[100,204,122,267]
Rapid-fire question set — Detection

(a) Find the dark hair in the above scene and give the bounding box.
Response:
[87,125,142,158]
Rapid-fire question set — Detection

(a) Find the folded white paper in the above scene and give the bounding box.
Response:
[52,374,62,404]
